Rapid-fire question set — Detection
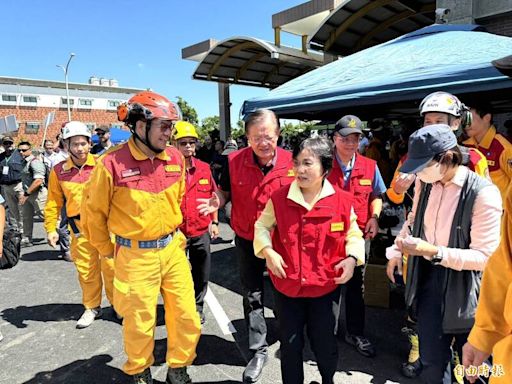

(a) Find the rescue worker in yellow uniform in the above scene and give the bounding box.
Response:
[388,91,489,207]
[463,101,512,204]
[44,121,115,329]
[82,91,200,384]
[386,91,489,379]
[462,183,512,383]
[462,56,512,384]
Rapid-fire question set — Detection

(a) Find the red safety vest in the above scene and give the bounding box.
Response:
[270,183,353,298]
[180,158,216,238]
[229,147,294,241]
[328,154,376,230]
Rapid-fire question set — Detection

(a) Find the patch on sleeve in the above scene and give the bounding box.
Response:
[287,169,295,177]
[359,179,372,186]
[198,178,209,185]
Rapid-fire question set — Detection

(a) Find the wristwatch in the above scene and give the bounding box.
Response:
[347,254,359,264]
[211,221,219,226]
[371,213,379,221]
[431,246,444,265]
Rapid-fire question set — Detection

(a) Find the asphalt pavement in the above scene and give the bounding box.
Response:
[0,219,420,384]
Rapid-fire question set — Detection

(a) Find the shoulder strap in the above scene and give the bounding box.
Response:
[449,170,490,248]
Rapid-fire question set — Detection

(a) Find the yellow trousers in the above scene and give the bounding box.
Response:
[112,231,200,375]
[71,224,114,309]
[490,336,511,383]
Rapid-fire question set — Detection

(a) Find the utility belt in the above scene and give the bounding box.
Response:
[115,230,178,249]
[68,215,81,236]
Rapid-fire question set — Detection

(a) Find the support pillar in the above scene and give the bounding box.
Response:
[218,83,231,141]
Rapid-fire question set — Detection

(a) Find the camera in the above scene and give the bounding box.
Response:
[435,8,451,23]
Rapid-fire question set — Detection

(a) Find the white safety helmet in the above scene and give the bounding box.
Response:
[61,121,92,140]
[419,91,462,117]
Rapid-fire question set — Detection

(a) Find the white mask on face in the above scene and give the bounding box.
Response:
[417,162,444,184]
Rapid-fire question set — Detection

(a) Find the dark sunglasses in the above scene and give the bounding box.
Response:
[19,148,30,153]
[96,131,106,136]
[178,141,196,146]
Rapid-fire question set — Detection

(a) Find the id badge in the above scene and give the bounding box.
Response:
[2,166,8,175]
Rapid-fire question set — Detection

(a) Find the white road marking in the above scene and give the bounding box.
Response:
[204,288,237,335]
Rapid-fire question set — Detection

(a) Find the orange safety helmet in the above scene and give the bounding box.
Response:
[117,91,181,124]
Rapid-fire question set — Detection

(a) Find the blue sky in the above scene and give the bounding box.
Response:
[1,0,304,125]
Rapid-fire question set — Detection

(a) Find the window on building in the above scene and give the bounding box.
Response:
[25,122,41,134]
[85,123,96,131]
[108,100,121,108]
[61,98,75,105]
[2,95,17,102]
[79,99,93,106]
[110,124,123,129]
[22,96,37,103]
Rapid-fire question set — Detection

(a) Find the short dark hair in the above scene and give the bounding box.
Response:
[292,137,333,175]
[18,141,32,148]
[471,102,493,119]
[245,109,280,135]
[44,139,54,145]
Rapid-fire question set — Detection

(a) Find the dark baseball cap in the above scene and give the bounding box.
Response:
[400,124,457,174]
[2,136,14,144]
[335,115,363,136]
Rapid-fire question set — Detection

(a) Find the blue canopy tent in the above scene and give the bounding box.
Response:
[91,127,131,144]
[242,25,512,121]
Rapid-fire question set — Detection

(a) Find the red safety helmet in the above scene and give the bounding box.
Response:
[117,91,181,123]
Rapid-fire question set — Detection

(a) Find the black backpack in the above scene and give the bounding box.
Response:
[0,225,22,269]
[30,157,50,188]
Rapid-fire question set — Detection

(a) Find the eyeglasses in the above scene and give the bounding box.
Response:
[178,141,196,146]
[19,148,30,153]
[249,135,277,144]
[153,120,175,132]
[96,131,106,136]
[335,135,360,145]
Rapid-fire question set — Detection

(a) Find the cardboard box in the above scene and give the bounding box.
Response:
[364,263,390,308]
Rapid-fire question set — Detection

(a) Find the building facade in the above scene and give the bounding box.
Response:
[439,0,512,36]
[0,76,143,145]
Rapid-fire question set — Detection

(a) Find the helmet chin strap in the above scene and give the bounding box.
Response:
[67,141,87,166]
[131,120,163,154]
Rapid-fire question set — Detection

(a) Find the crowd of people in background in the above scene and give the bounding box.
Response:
[0,86,511,384]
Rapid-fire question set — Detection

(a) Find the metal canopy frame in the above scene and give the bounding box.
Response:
[308,0,435,55]
[192,36,323,89]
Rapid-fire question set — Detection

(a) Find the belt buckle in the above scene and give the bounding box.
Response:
[158,233,171,248]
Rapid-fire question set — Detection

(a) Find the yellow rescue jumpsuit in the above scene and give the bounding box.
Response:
[467,184,512,383]
[82,137,200,376]
[464,125,512,204]
[44,154,114,309]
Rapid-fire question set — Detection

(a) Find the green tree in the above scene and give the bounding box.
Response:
[176,97,199,126]
[200,115,220,140]
[231,119,245,139]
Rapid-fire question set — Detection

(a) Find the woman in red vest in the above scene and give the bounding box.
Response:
[254,137,365,384]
